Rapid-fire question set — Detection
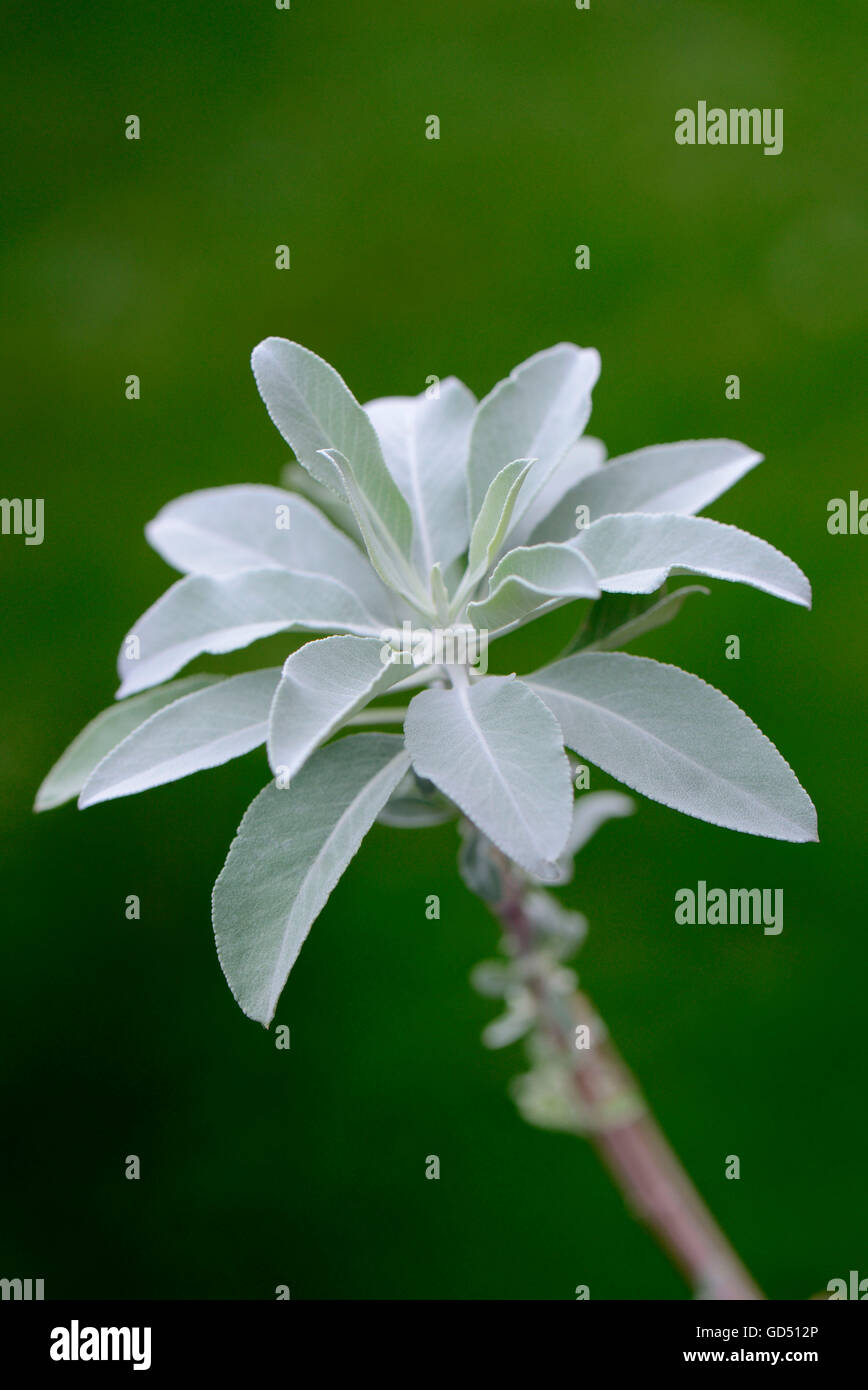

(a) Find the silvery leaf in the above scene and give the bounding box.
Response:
[526,652,818,842]
[404,675,573,878]
[365,377,476,572]
[267,635,405,782]
[322,449,424,608]
[530,439,763,543]
[213,734,410,1024]
[464,458,533,587]
[80,669,281,806]
[467,542,600,634]
[509,437,605,547]
[117,569,388,696]
[145,484,390,616]
[280,462,363,543]
[573,513,811,607]
[467,343,600,520]
[251,336,395,503]
[34,675,222,812]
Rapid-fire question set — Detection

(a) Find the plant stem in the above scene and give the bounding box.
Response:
[345,707,407,725]
[489,849,764,1301]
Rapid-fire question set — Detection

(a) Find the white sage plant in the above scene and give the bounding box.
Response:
[37,338,816,1299]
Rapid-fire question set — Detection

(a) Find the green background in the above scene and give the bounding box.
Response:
[2,0,866,1299]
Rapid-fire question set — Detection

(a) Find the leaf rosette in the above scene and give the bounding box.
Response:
[36,338,817,1023]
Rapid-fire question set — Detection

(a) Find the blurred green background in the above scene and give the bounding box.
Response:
[2,0,866,1299]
